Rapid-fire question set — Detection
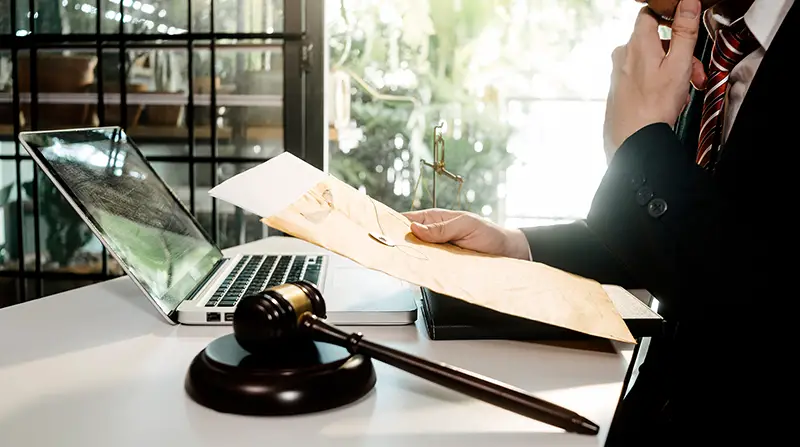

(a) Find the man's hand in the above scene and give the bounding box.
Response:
[604,0,706,161]
[403,208,531,260]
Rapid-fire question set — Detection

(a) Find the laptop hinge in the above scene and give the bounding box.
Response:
[186,258,227,301]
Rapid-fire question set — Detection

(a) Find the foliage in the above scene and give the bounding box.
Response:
[22,176,94,267]
[327,0,604,220]
[329,0,506,217]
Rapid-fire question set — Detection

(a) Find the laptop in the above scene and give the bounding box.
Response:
[18,127,418,326]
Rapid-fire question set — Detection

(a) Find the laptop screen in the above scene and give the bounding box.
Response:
[20,128,223,318]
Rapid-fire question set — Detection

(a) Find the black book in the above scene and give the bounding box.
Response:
[420,285,663,341]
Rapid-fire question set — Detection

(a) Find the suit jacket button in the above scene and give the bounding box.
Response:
[629,174,646,190]
[636,186,654,206]
[647,198,668,217]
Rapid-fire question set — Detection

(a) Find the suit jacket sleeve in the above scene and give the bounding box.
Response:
[521,220,640,289]
[584,122,740,314]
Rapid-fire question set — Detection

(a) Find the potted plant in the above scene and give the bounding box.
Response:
[140,50,185,127]
[22,176,94,270]
[15,0,99,129]
[92,51,149,128]
[16,52,97,129]
[235,54,283,128]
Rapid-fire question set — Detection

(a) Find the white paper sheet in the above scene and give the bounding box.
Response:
[208,152,328,218]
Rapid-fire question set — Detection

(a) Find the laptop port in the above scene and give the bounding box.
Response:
[206,312,221,322]
[225,313,234,322]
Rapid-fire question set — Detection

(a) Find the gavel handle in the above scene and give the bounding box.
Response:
[301,314,599,435]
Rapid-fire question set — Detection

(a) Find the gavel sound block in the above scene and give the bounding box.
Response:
[184,283,377,415]
[184,281,599,435]
[184,335,377,415]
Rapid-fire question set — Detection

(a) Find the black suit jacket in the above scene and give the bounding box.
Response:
[522,3,797,443]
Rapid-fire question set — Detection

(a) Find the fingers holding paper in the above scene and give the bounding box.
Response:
[406,210,478,244]
[403,208,530,261]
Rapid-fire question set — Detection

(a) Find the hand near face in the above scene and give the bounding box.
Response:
[638,0,720,22]
[604,0,707,161]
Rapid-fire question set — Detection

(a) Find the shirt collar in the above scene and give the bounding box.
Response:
[743,0,794,50]
[704,0,794,50]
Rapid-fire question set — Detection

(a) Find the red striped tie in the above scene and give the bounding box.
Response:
[696,24,758,168]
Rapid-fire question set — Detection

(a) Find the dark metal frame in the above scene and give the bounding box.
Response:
[0,0,327,304]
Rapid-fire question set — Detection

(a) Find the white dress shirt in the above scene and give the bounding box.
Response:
[715,0,794,144]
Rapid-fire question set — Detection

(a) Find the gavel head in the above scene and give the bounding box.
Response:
[232,280,327,354]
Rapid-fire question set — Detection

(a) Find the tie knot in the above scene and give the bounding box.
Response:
[712,24,759,71]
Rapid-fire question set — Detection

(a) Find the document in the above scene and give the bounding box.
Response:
[209,153,635,344]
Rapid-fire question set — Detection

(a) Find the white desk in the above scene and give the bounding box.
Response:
[0,237,635,447]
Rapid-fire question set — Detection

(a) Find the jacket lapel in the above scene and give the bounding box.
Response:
[715,1,798,169]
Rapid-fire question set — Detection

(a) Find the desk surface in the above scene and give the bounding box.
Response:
[0,237,635,447]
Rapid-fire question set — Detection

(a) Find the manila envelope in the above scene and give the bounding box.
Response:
[209,153,635,344]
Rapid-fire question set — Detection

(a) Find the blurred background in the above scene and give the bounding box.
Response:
[0,0,640,307]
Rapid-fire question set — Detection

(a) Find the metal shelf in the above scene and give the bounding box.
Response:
[0,93,283,107]
[0,124,338,144]
[0,32,303,47]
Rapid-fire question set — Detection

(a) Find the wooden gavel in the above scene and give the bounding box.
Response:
[232,281,599,435]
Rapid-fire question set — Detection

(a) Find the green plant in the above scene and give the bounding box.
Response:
[22,176,93,267]
[328,0,516,219]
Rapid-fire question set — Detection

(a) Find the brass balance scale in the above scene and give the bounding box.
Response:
[409,123,468,211]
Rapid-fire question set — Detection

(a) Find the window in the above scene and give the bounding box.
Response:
[325,0,641,227]
[0,0,324,305]
[0,0,643,307]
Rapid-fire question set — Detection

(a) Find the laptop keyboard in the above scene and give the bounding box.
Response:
[205,254,325,308]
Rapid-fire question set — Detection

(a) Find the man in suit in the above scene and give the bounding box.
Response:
[405,0,795,443]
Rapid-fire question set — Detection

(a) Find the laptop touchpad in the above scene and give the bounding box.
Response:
[326,265,418,312]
